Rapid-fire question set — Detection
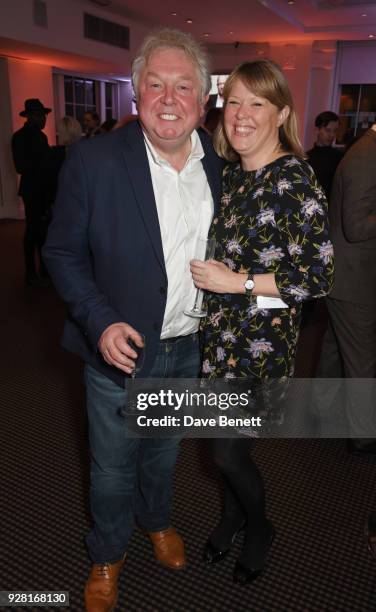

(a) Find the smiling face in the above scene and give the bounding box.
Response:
[137,47,207,159]
[224,78,288,170]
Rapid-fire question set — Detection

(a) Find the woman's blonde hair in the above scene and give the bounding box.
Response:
[57,116,82,147]
[214,59,305,161]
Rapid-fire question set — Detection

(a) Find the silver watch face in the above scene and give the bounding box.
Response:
[245,279,255,290]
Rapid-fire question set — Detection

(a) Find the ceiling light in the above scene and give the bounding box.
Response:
[203,33,211,37]
[288,1,294,4]
[186,19,193,24]
[368,34,375,38]
[229,31,234,35]
[362,13,367,17]
[171,12,177,16]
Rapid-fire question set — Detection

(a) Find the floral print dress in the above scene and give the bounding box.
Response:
[201,155,334,382]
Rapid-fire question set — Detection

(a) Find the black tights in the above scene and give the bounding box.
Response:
[211,437,271,567]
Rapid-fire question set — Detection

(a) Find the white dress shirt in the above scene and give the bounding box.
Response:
[144,130,214,339]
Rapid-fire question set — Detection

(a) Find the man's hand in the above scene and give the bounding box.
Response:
[98,323,145,374]
[190,259,244,294]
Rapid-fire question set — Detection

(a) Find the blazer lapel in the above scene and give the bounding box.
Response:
[120,122,166,277]
[119,123,222,275]
[199,132,223,215]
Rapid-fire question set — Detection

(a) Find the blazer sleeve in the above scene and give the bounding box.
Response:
[340,153,376,243]
[42,145,123,351]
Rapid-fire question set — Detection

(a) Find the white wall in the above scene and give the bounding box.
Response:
[8,58,55,144]
[305,67,335,150]
[332,41,376,111]
[0,0,150,75]
[0,58,56,219]
[270,43,313,148]
[0,59,19,218]
[335,41,376,85]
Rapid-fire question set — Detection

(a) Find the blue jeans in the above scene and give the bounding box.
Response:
[84,333,200,563]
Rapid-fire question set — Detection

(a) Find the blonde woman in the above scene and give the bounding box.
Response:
[191,60,334,585]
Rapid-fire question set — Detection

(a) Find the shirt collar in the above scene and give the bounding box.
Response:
[143,129,204,169]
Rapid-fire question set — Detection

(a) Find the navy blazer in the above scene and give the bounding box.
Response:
[43,120,224,386]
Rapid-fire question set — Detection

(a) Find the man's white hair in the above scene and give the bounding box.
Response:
[132,28,211,102]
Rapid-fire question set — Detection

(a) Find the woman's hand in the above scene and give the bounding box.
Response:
[190,259,244,294]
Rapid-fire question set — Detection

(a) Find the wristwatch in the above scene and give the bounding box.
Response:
[244,273,255,297]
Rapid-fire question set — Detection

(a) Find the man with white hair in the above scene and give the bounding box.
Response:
[207,74,227,110]
[43,28,222,611]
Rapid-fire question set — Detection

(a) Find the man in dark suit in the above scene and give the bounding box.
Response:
[316,125,376,445]
[306,111,343,201]
[43,28,222,611]
[12,98,51,287]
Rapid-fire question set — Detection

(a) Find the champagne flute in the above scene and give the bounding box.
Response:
[184,236,216,318]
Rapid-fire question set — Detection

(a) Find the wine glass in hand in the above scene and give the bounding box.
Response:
[184,237,216,318]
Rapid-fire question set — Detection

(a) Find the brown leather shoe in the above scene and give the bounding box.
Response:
[84,555,126,612]
[148,527,186,570]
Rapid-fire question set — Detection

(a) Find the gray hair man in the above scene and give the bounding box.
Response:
[43,28,223,611]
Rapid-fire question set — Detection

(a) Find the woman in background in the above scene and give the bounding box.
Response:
[47,116,82,205]
[191,60,334,585]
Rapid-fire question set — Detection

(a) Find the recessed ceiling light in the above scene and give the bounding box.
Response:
[288,0,294,4]
[368,34,375,38]
[362,13,367,17]
[229,31,234,35]
[186,18,193,24]
[171,12,177,16]
[203,33,211,37]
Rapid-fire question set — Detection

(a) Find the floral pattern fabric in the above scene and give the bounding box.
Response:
[201,155,334,381]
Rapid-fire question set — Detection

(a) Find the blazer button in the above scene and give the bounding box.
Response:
[153,322,159,331]
[159,286,166,295]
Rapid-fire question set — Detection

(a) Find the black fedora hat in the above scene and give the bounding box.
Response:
[20,98,52,117]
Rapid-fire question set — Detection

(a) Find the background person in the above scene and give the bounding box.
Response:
[83,110,101,138]
[315,123,376,453]
[43,28,222,612]
[191,60,334,585]
[207,74,227,109]
[306,111,343,201]
[46,116,82,206]
[12,98,52,287]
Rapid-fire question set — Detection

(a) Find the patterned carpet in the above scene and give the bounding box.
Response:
[1,219,376,611]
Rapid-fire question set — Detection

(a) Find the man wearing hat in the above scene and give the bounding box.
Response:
[12,98,52,287]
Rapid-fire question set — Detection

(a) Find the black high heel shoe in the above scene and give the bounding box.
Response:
[203,522,245,565]
[233,524,275,585]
